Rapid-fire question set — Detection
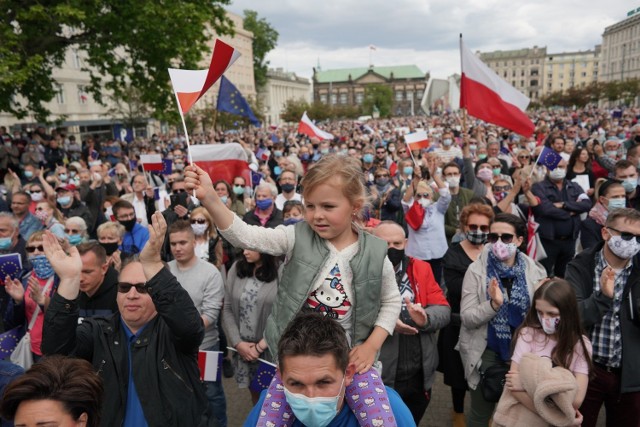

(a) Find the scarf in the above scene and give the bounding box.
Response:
[486,250,530,362]
[588,202,608,226]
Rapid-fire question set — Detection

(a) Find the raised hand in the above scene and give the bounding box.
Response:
[140,212,167,265]
[404,296,428,327]
[5,276,25,304]
[184,164,214,200]
[42,231,82,281]
[600,266,615,298]
[488,277,504,309]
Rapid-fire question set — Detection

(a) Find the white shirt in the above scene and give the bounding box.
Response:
[274,192,302,210]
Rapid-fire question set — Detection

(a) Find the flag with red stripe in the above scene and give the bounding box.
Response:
[198,350,223,382]
[191,143,250,186]
[298,112,334,140]
[404,130,430,151]
[139,154,163,172]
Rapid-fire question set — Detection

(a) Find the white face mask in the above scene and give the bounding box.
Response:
[607,235,640,259]
[538,313,560,335]
[418,198,432,209]
[549,168,566,181]
[30,192,43,202]
[446,176,460,188]
[191,223,208,236]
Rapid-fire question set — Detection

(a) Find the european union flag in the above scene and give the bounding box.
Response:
[0,253,22,280]
[217,76,261,127]
[129,160,138,171]
[0,327,23,358]
[161,159,173,175]
[90,149,99,160]
[251,170,262,187]
[500,145,510,155]
[249,359,277,393]
[536,146,563,170]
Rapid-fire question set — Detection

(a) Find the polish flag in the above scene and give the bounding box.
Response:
[459,37,535,137]
[404,130,430,151]
[298,112,334,140]
[139,154,163,171]
[168,39,241,114]
[198,350,223,382]
[190,143,251,185]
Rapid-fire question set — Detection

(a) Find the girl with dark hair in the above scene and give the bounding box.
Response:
[566,147,595,197]
[222,249,280,404]
[580,179,626,250]
[498,279,592,426]
[215,179,245,218]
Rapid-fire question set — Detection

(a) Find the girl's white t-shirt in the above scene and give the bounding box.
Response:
[512,326,592,376]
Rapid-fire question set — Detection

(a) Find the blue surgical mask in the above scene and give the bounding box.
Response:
[255,198,273,210]
[443,138,453,147]
[58,173,68,182]
[30,254,55,279]
[273,166,282,176]
[283,217,302,226]
[220,195,228,204]
[232,185,245,196]
[622,178,637,193]
[24,170,33,179]
[283,374,345,427]
[0,237,12,250]
[403,166,414,176]
[607,198,626,211]
[66,234,83,246]
[274,150,283,158]
[57,196,71,206]
[362,153,374,163]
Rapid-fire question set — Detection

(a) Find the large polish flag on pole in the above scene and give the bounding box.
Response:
[298,112,335,140]
[459,36,535,137]
[189,143,251,185]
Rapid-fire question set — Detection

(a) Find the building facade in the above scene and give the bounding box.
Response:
[312,65,428,116]
[543,47,600,95]
[259,68,311,126]
[600,8,640,82]
[479,47,546,101]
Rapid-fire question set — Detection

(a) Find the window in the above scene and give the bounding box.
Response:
[547,73,552,79]
[531,69,539,76]
[72,49,82,68]
[520,80,524,87]
[531,80,538,86]
[415,90,423,100]
[54,85,65,104]
[320,94,327,104]
[406,90,414,100]
[521,70,525,76]
[77,85,88,104]
[581,72,587,77]
[355,93,364,104]
[395,91,404,101]
[339,93,347,104]
[503,71,507,78]
[512,70,516,77]
[330,93,337,105]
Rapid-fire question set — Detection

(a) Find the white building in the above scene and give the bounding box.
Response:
[260,68,311,125]
[600,8,640,82]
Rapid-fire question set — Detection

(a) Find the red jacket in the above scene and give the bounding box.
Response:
[406,257,449,307]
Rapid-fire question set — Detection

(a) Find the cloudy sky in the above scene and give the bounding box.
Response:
[227,0,635,80]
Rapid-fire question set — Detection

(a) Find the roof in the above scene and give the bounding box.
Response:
[479,46,547,59]
[314,65,425,83]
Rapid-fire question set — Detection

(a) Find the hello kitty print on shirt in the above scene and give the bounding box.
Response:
[306,263,352,319]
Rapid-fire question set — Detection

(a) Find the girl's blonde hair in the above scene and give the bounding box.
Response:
[301,154,368,219]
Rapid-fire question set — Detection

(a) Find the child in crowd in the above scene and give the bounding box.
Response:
[185,155,402,426]
[282,200,304,226]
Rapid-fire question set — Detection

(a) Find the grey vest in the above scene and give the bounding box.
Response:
[264,221,387,359]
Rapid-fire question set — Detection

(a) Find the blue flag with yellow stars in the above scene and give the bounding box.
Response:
[0,327,23,358]
[217,76,261,127]
[536,146,563,171]
[0,253,22,281]
[249,359,277,393]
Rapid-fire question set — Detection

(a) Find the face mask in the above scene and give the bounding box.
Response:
[100,242,119,256]
[622,178,637,193]
[233,185,245,195]
[375,177,390,186]
[274,150,283,158]
[418,198,431,208]
[478,153,487,160]
[493,191,508,202]
[119,218,137,232]
[537,312,560,335]
[57,196,72,206]
[220,195,228,204]
[606,150,618,158]
[273,166,282,176]
[24,171,33,179]
[58,173,68,182]
[607,235,640,259]
[283,217,302,226]
[492,167,502,177]
[469,144,477,151]
[320,148,330,155]
[363,154,374,163]
[30,254,55,279]
[283,375,345,427]
[300,153,310,161]
[466,230,488,245]
[174,163,185,171]
[35,210,49,222]
[66,234,83,246]
[256,198,273,210]
[387,247,405,265]
[403,166,414,176]
[69,171,77,178]
[607,198,626,211]
[549,168,566,181]
[477,168,493,182]
[491,240,518,261]
[0,237,12,250]
[281,183,296,193]
[446,176,460,188]
[388,146,396,152]
[443,138,453,147]
[30,191,43,202]
[191,223,208,236]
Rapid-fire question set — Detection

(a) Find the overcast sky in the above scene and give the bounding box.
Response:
[227,0,635,80]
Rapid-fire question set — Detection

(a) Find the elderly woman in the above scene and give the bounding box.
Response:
[402,161,451,285]
[242,183,283,228]
[97,221,126,272]
[458,213,546,427]
[64,216,88,246]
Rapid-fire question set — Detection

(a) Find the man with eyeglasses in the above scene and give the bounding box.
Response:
[275,170,302,211]
[566,208,640,427]
[43,213,218,426]
[112,200,149,259]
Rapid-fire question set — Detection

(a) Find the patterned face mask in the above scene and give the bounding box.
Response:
[607,235,640,259]
[538,313,560,335]
[466,230,488,245]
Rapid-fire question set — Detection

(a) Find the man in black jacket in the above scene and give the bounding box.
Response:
[565,208,640,427]
[42,212,216,427]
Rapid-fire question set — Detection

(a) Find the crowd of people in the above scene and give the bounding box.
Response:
[0,105,639,427]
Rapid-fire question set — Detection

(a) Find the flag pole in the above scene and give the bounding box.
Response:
[529,147,543,178]
[173,91,194,166]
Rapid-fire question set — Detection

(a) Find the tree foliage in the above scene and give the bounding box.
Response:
[0,0,234,123]
[540,79,640,108]
[243,10,278,89]
[362,84,393,118]
[280,99,361,123]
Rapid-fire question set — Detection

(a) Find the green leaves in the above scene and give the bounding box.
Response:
[243,10,278,89]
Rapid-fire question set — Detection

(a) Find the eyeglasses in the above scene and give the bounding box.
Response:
[117,282,148,294]
[174,189,187,193]
[64,229,81,234]
[26,245,44,253]
[415,193,431,199]
[518,155,531,160]
[607,227,640,243]
[375,174,389,179]
[190,218,207,225]
[376,151,386,154]
[493,186,511,192]
[30,190,42,194]
[468,224,490,232]
[117,212,136,221]
[487,233,515,244]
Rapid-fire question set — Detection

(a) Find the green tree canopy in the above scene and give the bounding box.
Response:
[1,0,234,123]
[362,84,393,118]
[243,10,278,89]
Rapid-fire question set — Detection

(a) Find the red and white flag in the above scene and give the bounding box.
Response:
[168,39,241,114]
[298,112,334,140]
[190,143,250,185]
[198,350,223,382]
[526,212,547,261]
[459,37,535,137]
[139,154,163,172]
[404,130,430,151]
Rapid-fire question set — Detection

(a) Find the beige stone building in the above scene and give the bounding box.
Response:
[479,47,546,101]
[600,8,640,82]
[543,47,600,95]
[312,65,428,116]
[259,68,311,126]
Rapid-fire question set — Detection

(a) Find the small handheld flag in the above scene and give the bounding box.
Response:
[298,112,334,140]
[161,159,173,175]
[536,146,563,170]
[139,154,163,172]
[0,253,22,280]
[198,350,223,382]
[249,360,277,393]
[404,130,430,151]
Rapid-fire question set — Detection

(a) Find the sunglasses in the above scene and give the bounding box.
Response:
[26,245,44,253]
[174,189,187,193]
[607,227,640,243]
[487,233,515,244]
[518,155,531,160]
[468,224,490,232]
[191,218,207,225]
[415,193,431,199]
[493,186,511,192]
[64,229,81,234]
[398,150,407,154]
[30,190,42,194]
[117,282,148,294]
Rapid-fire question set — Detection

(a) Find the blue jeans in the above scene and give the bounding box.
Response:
[205,343,227,427]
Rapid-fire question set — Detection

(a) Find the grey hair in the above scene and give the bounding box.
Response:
[66,216,88,236]
[0,212,19,231]
[255,183,277,198]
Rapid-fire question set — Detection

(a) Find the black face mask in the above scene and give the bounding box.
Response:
[100,242,119,256]
[280,183,296,193]
[119,218,137,232]
[387,247,405,266]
